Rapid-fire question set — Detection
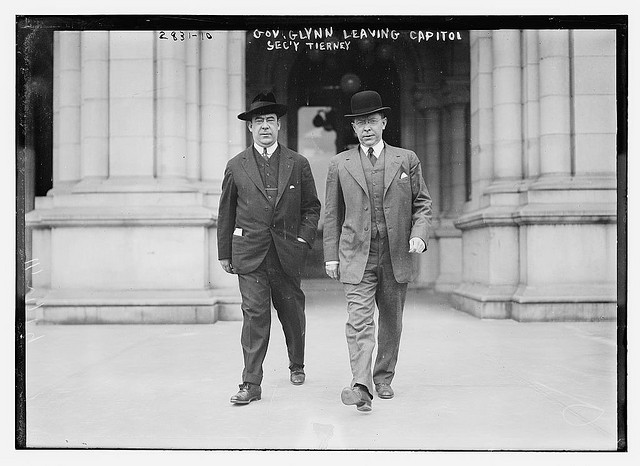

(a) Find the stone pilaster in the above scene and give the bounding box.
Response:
[186,38,201,181]
[56,32,81,189]
[468,30,494,211]
[538,29,572,179]
[109,31,155,178]
[79,31,109,181]
[200,31,229,187]
[455,29,616,321]
[26,31,240,324]
[227,31,246,159]
[522,30,541,180]
[156,36,188,180]
[510,29,616,321]
[442,80,469,217]
[453,30,522,319]
[413,85,442,289]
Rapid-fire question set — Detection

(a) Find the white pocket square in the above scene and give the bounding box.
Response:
[289,185,295,189]
[400,172,408,179]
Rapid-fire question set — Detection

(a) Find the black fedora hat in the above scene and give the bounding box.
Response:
[237,92,288,121]
[344,90,391,118]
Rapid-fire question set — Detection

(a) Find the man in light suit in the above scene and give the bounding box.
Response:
[324,90,432,412]
[218,92,320,404]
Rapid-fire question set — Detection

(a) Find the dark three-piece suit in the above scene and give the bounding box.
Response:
[217,144,320,385]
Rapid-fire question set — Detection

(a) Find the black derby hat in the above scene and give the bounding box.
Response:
[237,91,288,121]
[344,90,391,118]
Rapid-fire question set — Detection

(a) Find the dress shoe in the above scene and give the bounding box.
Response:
[341,385,372,412]
[230,382,261,404]
[375,383,394,399]
[290,368,305,385]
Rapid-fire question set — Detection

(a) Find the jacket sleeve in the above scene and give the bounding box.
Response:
[408,151,433,250]
[297,157,321,246]
[323,157,344,262]
[217,163,237,260]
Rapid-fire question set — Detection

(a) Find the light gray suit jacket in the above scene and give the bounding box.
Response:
[323,143,432,284]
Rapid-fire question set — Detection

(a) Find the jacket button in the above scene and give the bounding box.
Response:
[364,226,369,231]
[364,206,368,211]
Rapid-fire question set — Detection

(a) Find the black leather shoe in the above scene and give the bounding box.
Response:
[375,383,394,399]
[341,385,372,412]
[290,368,305,385]
[230,383,261,404]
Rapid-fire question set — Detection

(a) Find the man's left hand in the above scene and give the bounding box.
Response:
[408,237,426,254]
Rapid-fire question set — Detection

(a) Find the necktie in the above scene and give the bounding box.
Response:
[262,147,269,161]
[368,147,376,166]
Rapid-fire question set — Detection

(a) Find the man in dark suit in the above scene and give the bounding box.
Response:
[218,92,321,404]
[324,90,432,412]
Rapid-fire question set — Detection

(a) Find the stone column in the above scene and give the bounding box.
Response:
[415,87,442,216]
[572,29,617,177]
[442,81,470,217]
[509,29,616,321]
[80,31,109,181]
[26,30,235,324]
[56,31,81,189]
[108,31,155,178]
[200,31,229,186]
[491,29,523,182]
[435,80,468,292]
[453,30,522,319]
[227,31,246,159]
[538,29,571,178]
[156,37,188,180]
[413,85,442,288]
[439,106,452,216]
[468,30,494,211]
[186,38,201,181]
[522,30,540,180]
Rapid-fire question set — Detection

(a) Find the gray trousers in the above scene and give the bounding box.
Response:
[343,234,408,395]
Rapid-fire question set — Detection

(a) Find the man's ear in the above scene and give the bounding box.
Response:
[247,121,253,131]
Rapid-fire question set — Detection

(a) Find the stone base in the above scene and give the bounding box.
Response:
[26,289,242,324]
[452,284,617,322]
[451,292,511,319]
[510,301,616,322]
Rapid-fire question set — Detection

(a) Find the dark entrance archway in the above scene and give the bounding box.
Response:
[285,44,402,278]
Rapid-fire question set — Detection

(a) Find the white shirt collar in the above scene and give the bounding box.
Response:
[360,139,384,158]
[254,142,278,158]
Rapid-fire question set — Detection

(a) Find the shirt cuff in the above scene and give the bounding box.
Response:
[325,261,339,266]
[411,237,426,249]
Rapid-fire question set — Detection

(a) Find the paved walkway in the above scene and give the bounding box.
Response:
[24,282,618,451]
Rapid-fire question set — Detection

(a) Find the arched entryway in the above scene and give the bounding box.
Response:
[245,30,471,283]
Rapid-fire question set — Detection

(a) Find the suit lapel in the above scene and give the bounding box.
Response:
[276,148,294,206]
[383,145,402,198]
[343,148,369,197]
[240,147,268,200]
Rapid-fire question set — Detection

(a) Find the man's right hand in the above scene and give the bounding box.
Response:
[325,262,340,280]
[220,259,235,274]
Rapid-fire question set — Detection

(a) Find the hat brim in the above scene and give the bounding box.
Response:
[238,103,288,121]
[344,106,391,118]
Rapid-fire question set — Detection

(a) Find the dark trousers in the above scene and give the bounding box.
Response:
[343,234,408,395]
[237,243,306,385]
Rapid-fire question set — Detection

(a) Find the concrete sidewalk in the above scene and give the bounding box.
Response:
[25,282,618,451]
